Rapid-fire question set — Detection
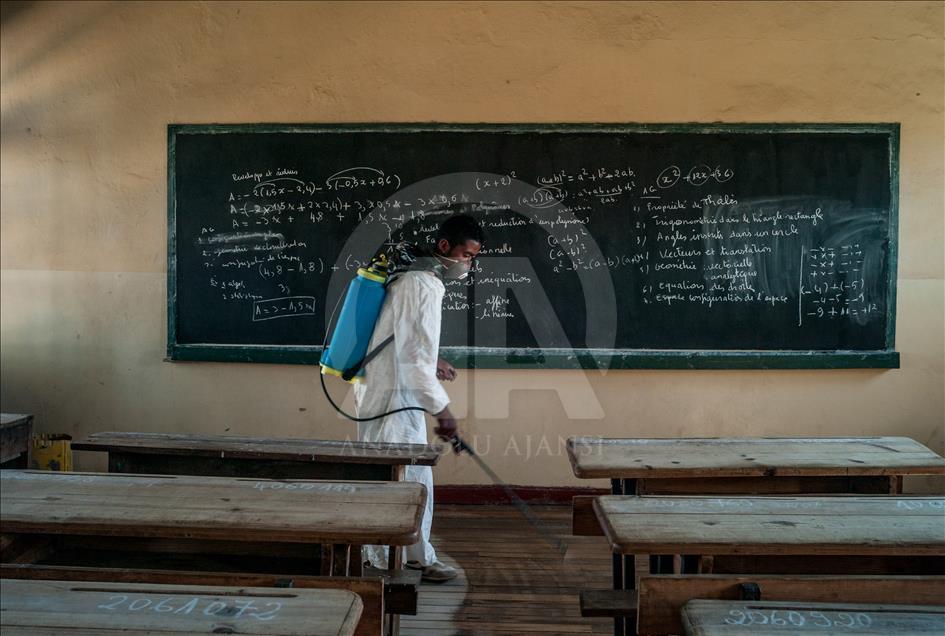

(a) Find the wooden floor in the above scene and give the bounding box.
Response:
[401,504,613,635]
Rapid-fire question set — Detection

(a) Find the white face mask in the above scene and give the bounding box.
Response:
[436,253,471,280]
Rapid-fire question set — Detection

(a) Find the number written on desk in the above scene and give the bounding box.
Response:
[252,481,357,493]
[723,609,871,629]
[896,499,945,510]
[96,594,282,621]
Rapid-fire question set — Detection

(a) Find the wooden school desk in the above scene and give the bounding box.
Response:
[1,564,388,636]
[0,577,363,636]
[594,495,945,559]
[568,436,945,635]
[595,495,945,635]
[0,470,425,577]
[567,437,945,495]
[680,599,945,636]
[73,431,441,481]
[0,414,33,469]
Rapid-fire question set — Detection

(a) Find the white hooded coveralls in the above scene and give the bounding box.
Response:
[354,270,450,568]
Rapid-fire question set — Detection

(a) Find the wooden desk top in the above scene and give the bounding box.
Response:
[72,432,441,466]
[0,578,362,635]
[567,437,945,479]
[594,495,945,556]
[681,599,945,635]
[1,414,33,430]
[0,470,426,546]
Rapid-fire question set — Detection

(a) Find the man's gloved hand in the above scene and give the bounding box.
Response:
[433,405,458,449]
[436,357,457,382]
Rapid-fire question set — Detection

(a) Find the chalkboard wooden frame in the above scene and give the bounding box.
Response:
[167,122,900,369]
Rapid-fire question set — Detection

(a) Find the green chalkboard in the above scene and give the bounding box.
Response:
[167,123,899,369]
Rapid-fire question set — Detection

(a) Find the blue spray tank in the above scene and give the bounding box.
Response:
[319,256,390,383]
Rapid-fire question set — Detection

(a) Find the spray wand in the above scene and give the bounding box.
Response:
[448,435,569,557]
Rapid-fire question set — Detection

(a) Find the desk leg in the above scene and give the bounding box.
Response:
[621,479,639,636]
[385,466,406,636]
[385,467,408,636]
[890,475,903,494]
[320,545,333,576]
[387,545,402,636]
[333,544,351,576]
[610,479,624,636]
[350,545,363,576]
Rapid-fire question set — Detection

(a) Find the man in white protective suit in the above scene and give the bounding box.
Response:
[354,214,483,583]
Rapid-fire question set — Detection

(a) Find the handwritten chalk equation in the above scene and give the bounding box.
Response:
[641,164,734,197]
[252,296,316,321]
[326,167,401,191]
[95,594,282,621]
[520,186,565,209]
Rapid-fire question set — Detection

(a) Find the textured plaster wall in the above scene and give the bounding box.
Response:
[2,1,943,489]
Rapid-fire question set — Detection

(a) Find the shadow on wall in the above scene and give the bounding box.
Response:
[1,1,145,149]
[0,0,34,27]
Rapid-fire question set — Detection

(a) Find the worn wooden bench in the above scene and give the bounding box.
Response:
[2,564,384,636]
[568,437,945,634]
[0,470,425,568]
[72,431,440,482]
[594,494,945,560]
[0,470,425,634]
[569,437,945,536]
[593,493,945,634]
[637,574,945,635]
[0,414,32,469]
[0,575,363,635]
[680,599,945,635]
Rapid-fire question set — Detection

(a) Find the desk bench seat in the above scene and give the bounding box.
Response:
[567,437,945,481]
[73,432,440,481]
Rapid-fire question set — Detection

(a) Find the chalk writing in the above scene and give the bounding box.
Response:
[252,296,316,321]
[718,606,944,631]
[252,481,357,493]
[639,498,756,509]
[178,133,888,355]
[896,499,945,510]
[724,608,872,629]
[95,594,282,621]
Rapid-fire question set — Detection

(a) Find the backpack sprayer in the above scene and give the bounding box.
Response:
[318,254,424,422]
[319,251,568,556]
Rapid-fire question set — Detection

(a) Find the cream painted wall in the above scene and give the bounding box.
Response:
[2,1,943,490]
